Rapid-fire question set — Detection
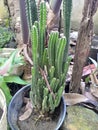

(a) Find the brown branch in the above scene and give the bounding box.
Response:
[82,0,90,20]
[70,0,98,93]
[23,44,33,66]
[39,67,55,99]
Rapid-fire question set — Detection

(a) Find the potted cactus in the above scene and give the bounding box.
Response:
[8,1,71,130]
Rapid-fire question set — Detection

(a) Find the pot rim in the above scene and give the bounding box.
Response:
[0,89,6,123]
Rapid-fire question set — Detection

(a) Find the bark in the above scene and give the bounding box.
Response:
[70,0,98,93]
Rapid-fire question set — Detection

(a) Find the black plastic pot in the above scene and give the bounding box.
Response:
[8,85,66,130]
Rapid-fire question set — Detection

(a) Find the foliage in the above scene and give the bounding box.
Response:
[0,26,14,48]
[0,18,11,27]
[0,50,28,105]
[30,2,71,114]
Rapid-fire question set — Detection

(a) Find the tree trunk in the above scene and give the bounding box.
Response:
[70,0,98,93]
[5,0,23,45]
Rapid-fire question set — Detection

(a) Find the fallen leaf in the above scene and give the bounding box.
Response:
[25,100,33,110]
[24,97,30,103]
[90,72,98,85]
[19,99,33,121]
[90,85,98,98]
[19,107,32,121]
[82,64,95,77]
[81,103,98,112]
[64,93,89,105]
[84,91,98,106]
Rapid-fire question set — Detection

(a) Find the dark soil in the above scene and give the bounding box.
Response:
[8,83,24,96]
[18,105,61,130]
[0,107,3,120]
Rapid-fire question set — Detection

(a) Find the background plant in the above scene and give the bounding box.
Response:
[0,49,28,105]
[0,26,14,48]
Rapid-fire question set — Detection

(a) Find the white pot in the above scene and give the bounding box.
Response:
[0,89,7,130]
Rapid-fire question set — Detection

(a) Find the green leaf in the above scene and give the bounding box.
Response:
[0,76,12,105]
[0,49,18,75]
[4,76,28,85]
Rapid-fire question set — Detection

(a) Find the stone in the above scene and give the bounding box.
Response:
[70,31,78,42]
[61,105,98,130]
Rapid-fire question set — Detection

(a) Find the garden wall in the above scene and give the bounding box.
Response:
[71,0,98,35]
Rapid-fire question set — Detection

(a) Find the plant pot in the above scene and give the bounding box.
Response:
[8,85,66,130]
[0,89,7,130]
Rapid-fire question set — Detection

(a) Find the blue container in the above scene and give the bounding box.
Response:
[8,85,66,130]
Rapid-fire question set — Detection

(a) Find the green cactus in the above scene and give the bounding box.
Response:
[39,1,47,67]
[56,37,66,76]
[49,66,55,80]
[48,31,59,67]
[42,96,49,113]
[30,1,71,114]
[63,0,72,61]
[50,78,57,92]
[48,93,55,112]
[42,48,48,67]
[25,0,38,31]
[55,85,64,107]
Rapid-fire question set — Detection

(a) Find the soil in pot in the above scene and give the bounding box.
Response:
[18,100,61,130]
[8,83,24,96]
[0,107,3,120]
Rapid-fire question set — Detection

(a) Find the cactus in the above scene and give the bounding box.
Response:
[56,37,66,76]
[39,1,47,67]
[25,0,38,31]
[48,31,59,67]
[30,1,71,114]
[63,0,72,61]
